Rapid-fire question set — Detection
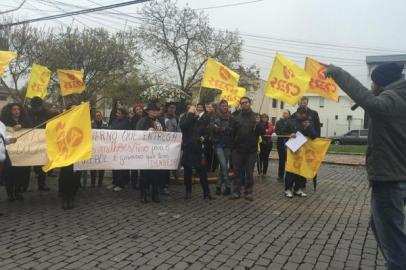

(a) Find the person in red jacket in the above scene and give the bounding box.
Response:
[257,114,274,176]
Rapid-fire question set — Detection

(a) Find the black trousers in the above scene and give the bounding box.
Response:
[112,170,130,188]
[277,141,287,179]
[140,170,161,197]
[4,166,31,198]
[59,166,82,200]
[33,166,47,189]
[183,164,210,196]
[130,170,139,188]
[258,143,272,175]
[285,172,306,191]
[90,170,105,187]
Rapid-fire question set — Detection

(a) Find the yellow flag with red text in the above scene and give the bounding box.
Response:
[305,57,339,101]
[265,53,310,106]
[286,138,331,179]
[220,86,246,107]
[0,51,17,77]
[201,57,240,92]
[42,102,92,172]
[26,64,51,99]
[57,69,85,96]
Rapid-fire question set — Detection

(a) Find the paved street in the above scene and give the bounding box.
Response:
[0,162,385,270]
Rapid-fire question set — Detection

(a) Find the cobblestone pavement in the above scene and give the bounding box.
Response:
[0,162,385,270]
[270,151,366,166]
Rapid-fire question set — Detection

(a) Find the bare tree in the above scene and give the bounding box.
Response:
[138,0,243,98]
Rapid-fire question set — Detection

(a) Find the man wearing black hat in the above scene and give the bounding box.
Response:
[29,97,55,192]
[326,62,406,270]
[136,102,165,203]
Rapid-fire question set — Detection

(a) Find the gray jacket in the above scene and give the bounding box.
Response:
[327,65,406,182]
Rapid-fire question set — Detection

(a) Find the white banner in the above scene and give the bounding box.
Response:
[74,129,182,170]
[6,129,48,166]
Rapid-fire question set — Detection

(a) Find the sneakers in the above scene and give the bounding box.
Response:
[113,186,123,192]
[229,193,241,200]
[295,189,307,197]
[107,185,115,190]
[285,190,293,198]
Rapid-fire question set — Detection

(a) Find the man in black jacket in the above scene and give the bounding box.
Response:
[295,97,321,137]
[326,62,406,270]
[29,97,54,191]
[230,97,265,201]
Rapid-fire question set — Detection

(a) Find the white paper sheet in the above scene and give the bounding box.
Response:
[285,131,308,152]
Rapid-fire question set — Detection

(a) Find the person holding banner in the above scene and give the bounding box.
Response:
[0,119,17,214]
[284,108,318,198]
[180,103,213,200]
[136,102,165,203]
[210,100,233,196]
[90,111,108,188]
[28,97,54,192]
[230,97,265,201]
[0,103,31,201]
[275,109,291,181]
[326,62,406,270]
[130,104,145,190]
[109,108,131,192]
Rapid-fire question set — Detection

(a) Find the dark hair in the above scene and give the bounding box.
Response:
[0,103,32,128]
[300,97,309,102]
[116,107,128,116]
[239,96,251,103]
[166,102,176,108]
[30,96,43,108]
[261,113,269,121]
[219,99,228,106]
[196,103,207,112]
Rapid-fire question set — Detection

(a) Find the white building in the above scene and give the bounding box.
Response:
[250,81,365,137]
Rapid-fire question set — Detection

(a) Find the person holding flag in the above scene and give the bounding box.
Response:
[326,62,406,270]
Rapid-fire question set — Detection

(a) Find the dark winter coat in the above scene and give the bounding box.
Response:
[109,118,131,130]
[210,111,233,148]
[327,65,406,182]
[275,118,291,147]
[231,109,265,153]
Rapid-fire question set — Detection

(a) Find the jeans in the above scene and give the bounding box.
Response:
[91,170,105,187]
[215,146,231,189]
[370,181,406,270]
[232,151,257,195]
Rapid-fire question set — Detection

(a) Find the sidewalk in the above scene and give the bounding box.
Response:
[270,151,366,166]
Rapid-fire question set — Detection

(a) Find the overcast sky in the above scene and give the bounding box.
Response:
[2,0,406,84]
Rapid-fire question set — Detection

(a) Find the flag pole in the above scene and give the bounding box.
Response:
[15,103,83,139]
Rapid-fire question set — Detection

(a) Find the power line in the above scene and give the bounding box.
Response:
[194,0,265,10]
[0,0,26,15]
[0,0,151,27]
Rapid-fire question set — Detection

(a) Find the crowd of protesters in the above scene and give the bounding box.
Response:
[0,95,322,213]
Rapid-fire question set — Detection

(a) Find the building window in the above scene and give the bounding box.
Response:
[272,99,277,108]
[271,117,276,125]
[335,115,338,120]
[280,101,284,109]
[0,96,6,101]
[319,97,325,108]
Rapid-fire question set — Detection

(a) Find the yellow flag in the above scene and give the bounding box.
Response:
[201,57,240,92]
[57,69,85,96]
[26,64,51,99]
[0,51,17,77]
[265,53,310,106]
[305,57,339,102]
[286,138,331,179]
[220,86,246,107]
[42,102,92,172]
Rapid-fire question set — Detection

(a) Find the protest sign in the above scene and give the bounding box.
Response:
[74,129,182,170]
[6,129,48,166]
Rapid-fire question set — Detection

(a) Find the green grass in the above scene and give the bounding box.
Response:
[328,144,367,154]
